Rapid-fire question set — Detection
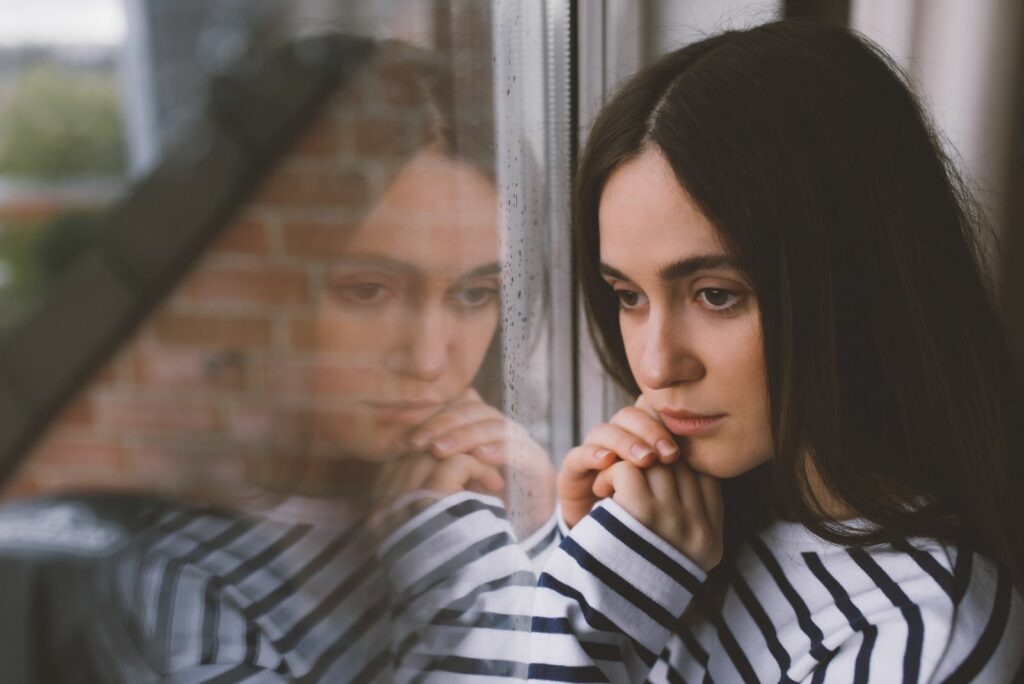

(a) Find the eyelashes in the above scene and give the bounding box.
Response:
[328,280,499,311]
[612,286,746,315]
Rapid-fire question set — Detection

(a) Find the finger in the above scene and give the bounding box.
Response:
[371,460,400,502]
[695,471,724,534]
[470,442,504,465]
[558,445,613,528]
[407,402,499,450]
[643,464,680,503]
[471,437,543,467]
[427,453,505,494]
[592,460,649,501]
[634,393,657,416]
[671,459,709,521]
[374,455,428,503]
[560,444,618,484]
[609,407,679,463]
[585,423,658,467]
[427,419,511,458]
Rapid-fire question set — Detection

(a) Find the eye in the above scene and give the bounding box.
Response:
[696,287,741,311]
[614,288,647,310]
[332,282,391,305]
[451,286,499,309]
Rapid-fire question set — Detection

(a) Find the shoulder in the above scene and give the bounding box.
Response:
[732,526,1023,682]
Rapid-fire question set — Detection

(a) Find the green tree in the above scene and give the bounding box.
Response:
[0,62,126,178]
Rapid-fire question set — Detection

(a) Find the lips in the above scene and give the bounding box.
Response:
[364,400,446,424]
[658,408,725,436]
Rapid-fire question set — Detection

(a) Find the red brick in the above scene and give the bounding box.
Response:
[134,348,248,390]
[54,396,95,427]
[99,394,219,433]
[211,216,270,255]
[225,401,319,446]
[290,119,340,158]
[286,316,319,351]
[263,360,355,398]
[1,472,42,500]
[153,313,272,349]
[181,265,309,308]
[29,434,123,469]
[126,439,253,492]
[15,433,135,495]
[281,218,360,258]
[252,165,369,208]
[28,468,139,495]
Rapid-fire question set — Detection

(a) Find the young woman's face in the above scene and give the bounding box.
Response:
[311,148,501,460]
[598,147,772,478]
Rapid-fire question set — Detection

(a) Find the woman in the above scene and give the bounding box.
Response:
[545,19,1024,683]
[88,37,555,683]
[379,19,1024,684]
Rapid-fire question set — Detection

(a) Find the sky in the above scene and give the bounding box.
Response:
[0,0,125,47]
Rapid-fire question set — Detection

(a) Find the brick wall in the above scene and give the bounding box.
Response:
[2,35,491,500]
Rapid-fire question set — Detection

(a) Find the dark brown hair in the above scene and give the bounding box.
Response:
[576,20,1024,584]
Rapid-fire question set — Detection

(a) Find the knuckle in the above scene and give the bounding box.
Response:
[688,523,713,550]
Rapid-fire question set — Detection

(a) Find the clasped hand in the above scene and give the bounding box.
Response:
[557,395,724,572]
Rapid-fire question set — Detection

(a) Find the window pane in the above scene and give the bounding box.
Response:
[0,1,570,678]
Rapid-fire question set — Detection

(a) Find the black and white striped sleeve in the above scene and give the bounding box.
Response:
[377,490,542,681]
[529,499,706,683]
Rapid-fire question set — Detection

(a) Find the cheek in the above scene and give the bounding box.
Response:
[315,308,400,359]
[453,310,500,379]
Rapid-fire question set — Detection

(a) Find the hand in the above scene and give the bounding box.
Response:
[594,458,724,572]
[557,395,681,528]
[369,451,506,536]
[374,451,506,502]
[406,388,556,534]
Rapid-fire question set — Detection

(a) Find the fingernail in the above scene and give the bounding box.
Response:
[630,443,654,464]
[593,449,612,461]
[656,439,678,458]
[409,434,430,449]
[432,437,453,452]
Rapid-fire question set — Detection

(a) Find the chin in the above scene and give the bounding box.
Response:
[311,425,411,462]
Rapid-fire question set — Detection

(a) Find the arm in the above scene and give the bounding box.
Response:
[531,498,707,683]
[377,490,542,681]
[531,396,724,683]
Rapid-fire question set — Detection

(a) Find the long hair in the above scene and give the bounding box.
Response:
[575,20,1024,585]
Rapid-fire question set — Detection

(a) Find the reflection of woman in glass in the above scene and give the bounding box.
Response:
[92,38,554,683]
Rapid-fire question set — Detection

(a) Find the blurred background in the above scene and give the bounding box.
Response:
[0,0,1020,502]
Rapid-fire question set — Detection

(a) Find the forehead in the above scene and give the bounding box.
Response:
[598,148,722,268]
[343,149,500,273]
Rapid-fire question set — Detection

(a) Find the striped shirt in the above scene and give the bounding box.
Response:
[89,492,1022,682]
[87,493,556,683]
[391,493,1024,683]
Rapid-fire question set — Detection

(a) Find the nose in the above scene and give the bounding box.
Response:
[634,310,705,389]
[387,301,450,381]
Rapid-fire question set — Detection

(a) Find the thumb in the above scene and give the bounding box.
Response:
[592,468,615,499]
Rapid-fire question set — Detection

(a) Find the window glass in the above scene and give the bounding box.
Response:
[0,1,570,678]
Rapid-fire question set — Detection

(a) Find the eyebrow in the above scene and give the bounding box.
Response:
[459,262,501,280]
[331,255,501,281]
[599,253,737,284]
